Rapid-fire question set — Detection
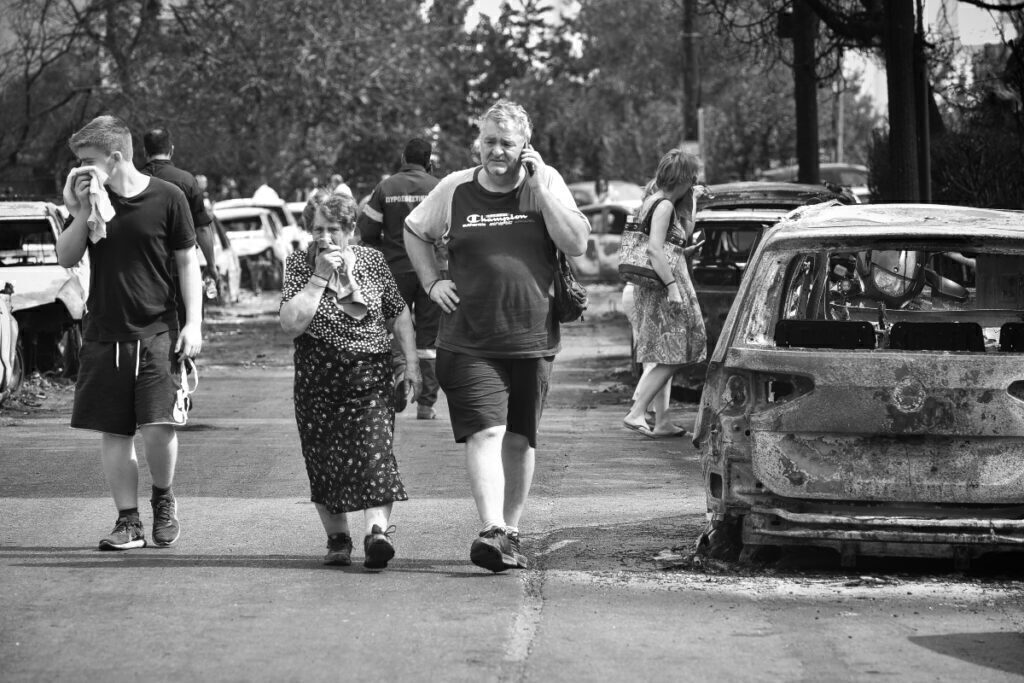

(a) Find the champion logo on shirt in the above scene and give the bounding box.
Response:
[464,212,529,227]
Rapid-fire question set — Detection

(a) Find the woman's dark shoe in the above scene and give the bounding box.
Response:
[363,524,396,571]
[324,532,353,566]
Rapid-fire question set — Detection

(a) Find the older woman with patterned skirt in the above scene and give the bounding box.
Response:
[280,192,421,571]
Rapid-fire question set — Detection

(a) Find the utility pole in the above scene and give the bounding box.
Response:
[780,0,820,185]
[884,0,921,201]
[913,0,932,202]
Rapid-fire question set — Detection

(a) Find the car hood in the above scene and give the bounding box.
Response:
[3,264,87,318]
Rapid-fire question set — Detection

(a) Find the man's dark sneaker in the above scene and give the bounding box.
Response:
[363,524,396,571]
[151,493,180,547]
[98,517,146,551]
[470,527,518,573]
[506,530,529,569]
[324,532,353,566]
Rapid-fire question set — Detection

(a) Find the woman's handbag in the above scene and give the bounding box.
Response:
[618,198,686,288]
[553,250,588,323]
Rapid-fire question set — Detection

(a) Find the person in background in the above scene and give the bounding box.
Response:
[330,173,353,197]
[195,174,211,209]
[280,191,420,571]
[358,138,442,420]
[622,283,677,437]
[404,100,589,573]
[305,176,322,200]
[622,149,708,438]
[253,179,281,203]
[58,115,202,551]
[142,127,217,302]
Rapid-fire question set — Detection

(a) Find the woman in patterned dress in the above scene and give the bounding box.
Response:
[280,192,421,570]
[622,149,708,438]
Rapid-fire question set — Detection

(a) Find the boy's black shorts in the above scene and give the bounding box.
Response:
[71,331,183,436]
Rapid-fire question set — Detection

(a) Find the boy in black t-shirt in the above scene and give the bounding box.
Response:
[57,115,203,551]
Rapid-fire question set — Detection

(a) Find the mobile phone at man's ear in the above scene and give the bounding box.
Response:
[520,143,535,176]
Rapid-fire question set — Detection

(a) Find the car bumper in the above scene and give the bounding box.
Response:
[743,500,1024,560]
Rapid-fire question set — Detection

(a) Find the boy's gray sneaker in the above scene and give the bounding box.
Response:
[151,493,180,547]
[99,517,146,551]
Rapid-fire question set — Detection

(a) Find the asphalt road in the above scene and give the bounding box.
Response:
[2,288,1023,682]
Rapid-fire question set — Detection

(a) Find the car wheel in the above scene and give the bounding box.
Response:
[0,343,24,406]
[696,513,744,562]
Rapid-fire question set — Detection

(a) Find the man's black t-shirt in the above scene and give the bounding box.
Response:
[83,177,196,341]
[142,158,212,228]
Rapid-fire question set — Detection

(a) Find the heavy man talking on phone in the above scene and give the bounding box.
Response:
[403,100,589,573]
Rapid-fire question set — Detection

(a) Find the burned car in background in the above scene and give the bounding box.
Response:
[198,215,243,305]
[212,205,290,293]
[568,179,644,207]
[573,200,641,282]
[694,203,1024,568]
[0,201,87,378]
[691,181,857,352]
[757,162,871,203]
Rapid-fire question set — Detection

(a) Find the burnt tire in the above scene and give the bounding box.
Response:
[696,514,744,562]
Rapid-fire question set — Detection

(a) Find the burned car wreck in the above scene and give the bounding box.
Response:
[693,203,1024,568]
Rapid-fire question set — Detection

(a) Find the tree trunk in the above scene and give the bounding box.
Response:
[793,0,819,185]
[884,0,920,202]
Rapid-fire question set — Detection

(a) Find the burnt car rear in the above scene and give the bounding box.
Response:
[694,203,1024,568]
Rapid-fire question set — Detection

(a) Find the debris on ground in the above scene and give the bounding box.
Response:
[842,575,901,588]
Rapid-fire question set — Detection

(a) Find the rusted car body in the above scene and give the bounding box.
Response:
[693,203,1024,567]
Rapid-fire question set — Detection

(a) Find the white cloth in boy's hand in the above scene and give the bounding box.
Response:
[62,166,115,243]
